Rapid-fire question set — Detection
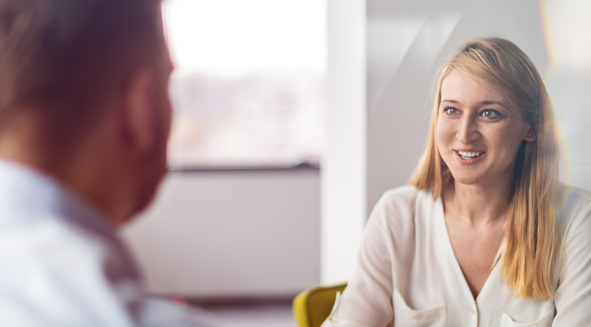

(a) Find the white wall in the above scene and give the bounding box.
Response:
[120,168,319,298]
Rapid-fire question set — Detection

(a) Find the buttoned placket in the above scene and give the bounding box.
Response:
[434,196,501,327]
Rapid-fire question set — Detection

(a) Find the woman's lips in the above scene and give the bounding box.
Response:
[455,150,486,164]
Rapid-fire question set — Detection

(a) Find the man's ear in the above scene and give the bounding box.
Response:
[119,70,155,152]
[524,128,537,142]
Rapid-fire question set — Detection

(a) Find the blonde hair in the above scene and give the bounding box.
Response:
[409,38,560,300]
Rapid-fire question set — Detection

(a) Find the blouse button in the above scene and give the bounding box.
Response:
[471,308,475,314]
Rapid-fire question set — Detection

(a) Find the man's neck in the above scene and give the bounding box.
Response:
[0,112,133,227]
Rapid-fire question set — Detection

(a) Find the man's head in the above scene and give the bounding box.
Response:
[0,0,173,224]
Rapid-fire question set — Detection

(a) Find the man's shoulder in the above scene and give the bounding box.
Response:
[0,212,113,287]
[0,211,104,254]
[0,212,215,326]
[0,212,141,326]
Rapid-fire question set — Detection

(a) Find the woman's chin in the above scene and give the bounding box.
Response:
[449,174,483,186]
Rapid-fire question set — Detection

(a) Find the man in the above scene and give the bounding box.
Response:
[0,0,212,325]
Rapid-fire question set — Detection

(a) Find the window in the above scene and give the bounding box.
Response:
[162,0,327,169]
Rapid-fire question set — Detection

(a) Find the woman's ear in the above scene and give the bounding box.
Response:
[524,128,537,142]
[118,70,155,153]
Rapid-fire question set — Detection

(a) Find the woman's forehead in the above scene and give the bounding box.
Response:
[439,70,510,106]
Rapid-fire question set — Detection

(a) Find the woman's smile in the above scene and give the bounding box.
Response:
[455,150,486,164]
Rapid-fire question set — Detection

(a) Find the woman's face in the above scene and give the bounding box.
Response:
[436,69,536,187]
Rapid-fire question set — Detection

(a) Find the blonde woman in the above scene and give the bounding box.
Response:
[322,38,591,326]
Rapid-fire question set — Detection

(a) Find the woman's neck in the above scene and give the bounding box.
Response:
[442,178,513,226]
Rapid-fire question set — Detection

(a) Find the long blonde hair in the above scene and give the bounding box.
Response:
[409,38,560,300]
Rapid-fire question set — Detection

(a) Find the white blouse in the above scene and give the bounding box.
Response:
[322,185,591,327]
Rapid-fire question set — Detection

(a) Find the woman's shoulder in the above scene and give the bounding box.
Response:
[370,185,436,228]
[378,185,435,209]
[557,184,591,231]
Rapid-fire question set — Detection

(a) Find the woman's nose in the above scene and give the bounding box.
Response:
[457,116,479,144]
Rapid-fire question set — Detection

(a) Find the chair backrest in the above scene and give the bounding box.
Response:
[292,283,347,327]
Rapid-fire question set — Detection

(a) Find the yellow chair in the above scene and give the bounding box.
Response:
[293,283,347,327]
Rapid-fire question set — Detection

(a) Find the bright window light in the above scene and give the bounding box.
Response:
[162,0,327,168]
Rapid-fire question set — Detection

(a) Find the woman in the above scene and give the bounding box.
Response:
[322,38,591,326]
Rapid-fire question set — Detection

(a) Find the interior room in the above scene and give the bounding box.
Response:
[119,0,591,326]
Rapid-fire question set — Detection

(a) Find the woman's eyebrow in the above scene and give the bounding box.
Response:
[440,99,509,109]
[480,100,509,109]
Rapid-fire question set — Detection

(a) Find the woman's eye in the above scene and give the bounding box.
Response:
[480,109,499,118]
[444,107,459,115]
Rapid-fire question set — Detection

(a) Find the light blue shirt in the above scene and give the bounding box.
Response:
[0,159,213,326]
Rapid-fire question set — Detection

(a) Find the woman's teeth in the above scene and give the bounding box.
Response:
[457,151,484,159]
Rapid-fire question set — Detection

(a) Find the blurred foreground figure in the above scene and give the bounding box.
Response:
[0,0,212,325]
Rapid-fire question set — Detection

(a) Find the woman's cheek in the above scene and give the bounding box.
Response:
[436,119,452,148]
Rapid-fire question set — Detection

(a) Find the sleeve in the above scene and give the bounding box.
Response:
[322,194,398,327]
[553,202,591,326]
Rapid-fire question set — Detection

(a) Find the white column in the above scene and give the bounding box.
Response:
[321,0,367,284]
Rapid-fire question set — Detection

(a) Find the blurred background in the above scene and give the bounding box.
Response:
[119,0,591,325]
